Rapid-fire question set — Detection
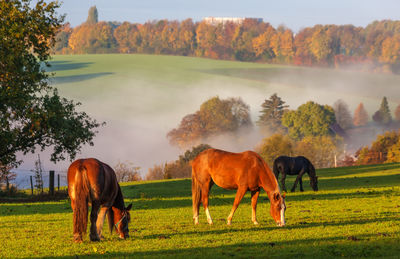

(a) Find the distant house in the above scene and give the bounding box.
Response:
[203,17,263,26]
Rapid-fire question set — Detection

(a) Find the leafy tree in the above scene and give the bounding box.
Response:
[257,93,288,135]
[86,6,98,25]
[353,103,369,126]
[178,144,212,163]
[310,26,333,64]
[373,97,392,124]
[256,133,293,166]
[333,99,353,129]
[294,136,342,168]
[386,138,400,163]
[168,97,252,148]
[395,104,400,121]
[146,164,165,181]
[114,161,141,182]
[0,0,102,169]
[281,101,336,140]
[356,131,399,165]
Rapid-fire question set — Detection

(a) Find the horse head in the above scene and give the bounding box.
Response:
[270,192,286,227]
[310,176,318,191]
[115,203,132,239]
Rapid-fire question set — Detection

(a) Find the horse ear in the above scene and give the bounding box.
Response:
[126,203,132,211]
[282,192,286,199]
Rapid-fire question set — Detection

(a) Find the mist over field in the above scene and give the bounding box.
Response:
[15,55,400,179]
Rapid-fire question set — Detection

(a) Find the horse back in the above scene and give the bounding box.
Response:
[192,149,274,190]
[67,158,119,206]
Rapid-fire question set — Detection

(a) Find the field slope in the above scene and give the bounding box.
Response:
[1,163,399,258]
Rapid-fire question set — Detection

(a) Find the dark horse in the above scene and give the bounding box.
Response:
[67,158,132,242]
[192,149,286,226]
[273,156,318,192]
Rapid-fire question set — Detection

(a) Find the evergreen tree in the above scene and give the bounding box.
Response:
[333,99,353,129]
[353,103,369,126]
[257,93,288,134]
[373,97,392,124]
[86,6,98,24]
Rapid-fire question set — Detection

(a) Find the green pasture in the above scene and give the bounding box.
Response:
[1,163,399,258]
[49,54,400,119]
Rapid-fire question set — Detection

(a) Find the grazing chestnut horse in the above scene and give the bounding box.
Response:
[192,149,286,226]
[67,158,132,242]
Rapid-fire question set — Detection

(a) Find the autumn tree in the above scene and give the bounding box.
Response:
[0,0,102,169]
[114,161,141,182]
[256,133,293,166]
[53,23,72,54]
[333,99,353,129]
[294,136,342,168]
[282,101,336,140]
[373,97,392,124]
[356,131,399,165]
[310,26,333,64]
[353,103,369,126]
[167,97,252,148]
[257,93,288,135]
[394,104,400,121]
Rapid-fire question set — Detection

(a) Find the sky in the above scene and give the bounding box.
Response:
[56,0,400,32]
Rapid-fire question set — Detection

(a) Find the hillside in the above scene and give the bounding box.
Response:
[20,54,397,175]
[1,163,399,257]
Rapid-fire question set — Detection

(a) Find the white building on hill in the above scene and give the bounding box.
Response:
[203,17,263,26]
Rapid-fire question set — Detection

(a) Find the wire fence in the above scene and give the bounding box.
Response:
[10,169,68,190]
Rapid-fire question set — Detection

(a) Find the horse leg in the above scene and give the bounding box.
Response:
[251,189,260,225]
[201,181,214,225]
[227,187,247,225]
[291,169,305,192]
[96,207,108,239]
[281,173,287,192]
[89,202,101,241]
[299,177,304,192]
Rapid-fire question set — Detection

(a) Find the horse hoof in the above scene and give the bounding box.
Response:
[227,221,231,225]
[90,235,100,242]
[253,221,259,225]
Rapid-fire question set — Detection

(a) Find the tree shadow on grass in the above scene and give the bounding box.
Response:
[317,163,400,178]
[50,72,114,84]
[41,231,400,258]
[47,60,93,72]
[140,214,400,240]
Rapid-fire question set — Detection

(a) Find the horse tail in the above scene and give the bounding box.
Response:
[73,162,90,236]
[191,166,201,222]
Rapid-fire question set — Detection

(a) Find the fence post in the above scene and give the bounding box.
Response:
[49,170,55,196]
[30,176,34,195]
[57,174,60,191]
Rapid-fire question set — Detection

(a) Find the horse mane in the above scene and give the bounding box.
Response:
[107,184,125,233]
[254,152,280,193]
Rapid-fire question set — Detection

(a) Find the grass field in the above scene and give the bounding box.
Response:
[1,163,399,258]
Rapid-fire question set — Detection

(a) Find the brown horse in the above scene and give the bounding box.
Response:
[192,149,286,226]
[67,158,132,242]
